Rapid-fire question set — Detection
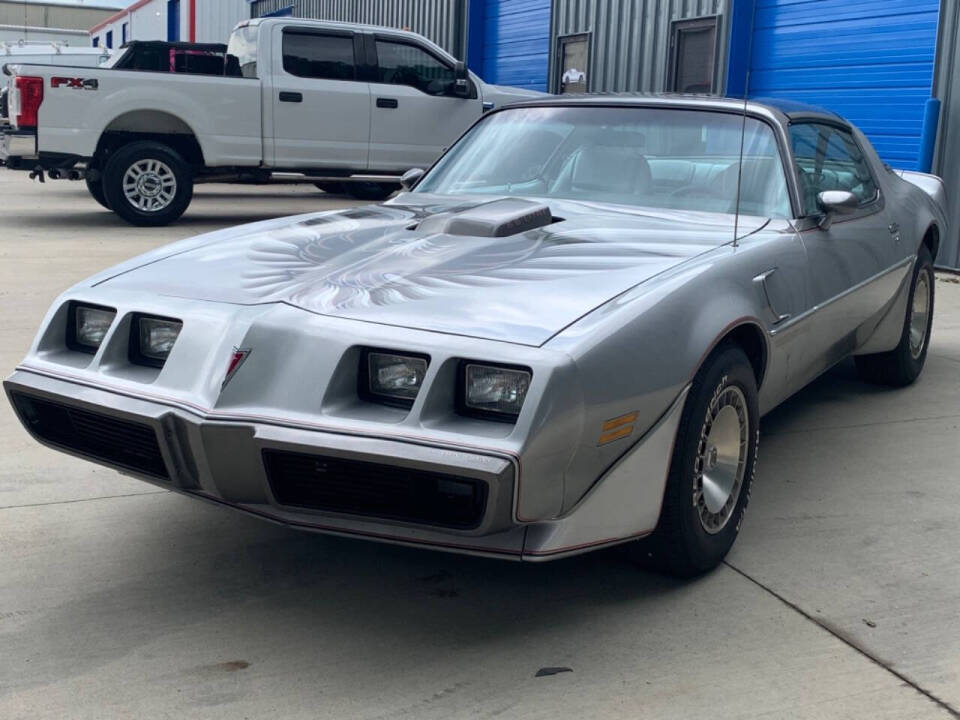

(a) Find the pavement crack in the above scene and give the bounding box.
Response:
[723,561,960,719]
[0,490,169,511]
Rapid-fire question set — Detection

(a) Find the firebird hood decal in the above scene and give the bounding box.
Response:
[98,197,762,345]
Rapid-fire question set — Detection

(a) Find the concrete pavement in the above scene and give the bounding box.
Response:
[1,170,958,719]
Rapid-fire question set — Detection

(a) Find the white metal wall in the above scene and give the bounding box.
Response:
[193,0,249,42]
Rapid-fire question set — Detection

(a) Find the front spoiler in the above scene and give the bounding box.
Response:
[5,368,687,561]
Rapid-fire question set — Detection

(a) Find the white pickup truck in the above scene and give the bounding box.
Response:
[0,18,541,225]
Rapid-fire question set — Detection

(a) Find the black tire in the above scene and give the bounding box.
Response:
[85,176,111,210]
[635,344,760,576]
[855,246,934,387]
[102,141,193,227]
[314,181,346,195]
[343,181,400,201]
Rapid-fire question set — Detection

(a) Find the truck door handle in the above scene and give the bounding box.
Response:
[279,91,302,103]
[376,97,398,109]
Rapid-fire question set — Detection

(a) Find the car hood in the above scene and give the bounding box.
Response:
[96,195,765,346]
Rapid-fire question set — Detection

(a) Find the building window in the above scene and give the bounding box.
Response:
[122,22,128,45]
[668,17,718,94]
[92,36,99,48]
[105,30,113,49]
[282,32,356,81]
[557,34,589,94]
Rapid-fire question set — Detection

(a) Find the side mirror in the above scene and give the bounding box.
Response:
[816,190,859,230]
[400,167,425,191]
[452,61,470,98]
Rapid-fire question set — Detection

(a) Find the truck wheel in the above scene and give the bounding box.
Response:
[102,142,193,227]
[314,181,345,195]
[85,176,111,210]
[632,344,760,577]
[855,245,935,386]
[344,182,399,201]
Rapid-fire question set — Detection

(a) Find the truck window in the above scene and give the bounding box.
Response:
[375,40,455,96]
[282,32,355,80]
[225,24,258,78]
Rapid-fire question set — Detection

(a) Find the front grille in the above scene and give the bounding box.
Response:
[11,393,168,479]
[263,450,488,529]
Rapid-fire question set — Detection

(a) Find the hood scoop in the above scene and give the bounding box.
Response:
[416,197,555,237]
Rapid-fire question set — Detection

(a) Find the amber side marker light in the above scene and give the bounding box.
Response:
[597,411,639,446]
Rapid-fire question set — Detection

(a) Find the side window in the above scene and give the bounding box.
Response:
[790,122,879,215]
[375,40,455,95]
[282,32,355,81]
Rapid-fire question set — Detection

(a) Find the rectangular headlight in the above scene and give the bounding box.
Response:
[69,303,116,353]
[131,315,182,367]
[462,363,531,421]
[363,350,429,407]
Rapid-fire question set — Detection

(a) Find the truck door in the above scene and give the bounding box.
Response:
[367,36,480,172]
[270,26,370,169]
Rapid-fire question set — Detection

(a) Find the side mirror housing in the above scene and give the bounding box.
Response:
[400,167,425,191]
[452,61,470,97]
[816,190,859,230]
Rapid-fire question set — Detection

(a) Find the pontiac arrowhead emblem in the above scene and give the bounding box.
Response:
[222,347,250,389]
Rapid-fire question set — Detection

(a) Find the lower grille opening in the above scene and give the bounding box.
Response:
[263,450,488,530]
[11,393,168,479]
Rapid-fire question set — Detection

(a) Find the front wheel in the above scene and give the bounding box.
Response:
[634,344,760,576]
[855,246,934,386]
[102,141,193,227]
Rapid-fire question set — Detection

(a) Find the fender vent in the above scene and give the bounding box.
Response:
[418,198,555,237]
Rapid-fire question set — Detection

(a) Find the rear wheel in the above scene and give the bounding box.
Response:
[343,181,399,201]
[102,141,193,227]
[85,175,110,210]
[855,246,934,386]
[634,344,760,576]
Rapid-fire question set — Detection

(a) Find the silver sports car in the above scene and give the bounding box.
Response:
[5,96,947,575]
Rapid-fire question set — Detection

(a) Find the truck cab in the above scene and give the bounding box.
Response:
[0,19,542,226]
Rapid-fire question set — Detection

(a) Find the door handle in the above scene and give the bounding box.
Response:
[279,91,302,103]
[376,97,399,109]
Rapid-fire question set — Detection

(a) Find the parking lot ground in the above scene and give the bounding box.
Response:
[1,169,959,719]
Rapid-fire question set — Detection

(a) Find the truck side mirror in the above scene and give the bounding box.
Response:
[452,61,470,98]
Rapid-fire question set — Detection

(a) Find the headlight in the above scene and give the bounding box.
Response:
[69,303,116,353]
[362,350,429,407]
[461,363,531,421]
[131,315,182,367]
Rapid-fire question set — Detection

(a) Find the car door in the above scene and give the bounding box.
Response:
[270,26,370,169]
[788,121,903,379]
[367,36,480,172]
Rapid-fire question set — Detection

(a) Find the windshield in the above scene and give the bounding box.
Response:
[416,106,792,218]
[225,24,258,78]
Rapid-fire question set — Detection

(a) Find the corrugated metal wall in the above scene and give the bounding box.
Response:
[550,0,729,93]
[747,0,940,170]
[933,0,960,268]
[250,0,464,56]
[193,0,250,43]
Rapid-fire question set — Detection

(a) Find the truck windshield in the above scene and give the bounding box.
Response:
[225,25,258,78]
[415,106,792,218]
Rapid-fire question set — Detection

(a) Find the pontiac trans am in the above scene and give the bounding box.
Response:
[4,96,947,575]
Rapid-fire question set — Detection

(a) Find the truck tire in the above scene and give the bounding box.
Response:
[314,181,345,195]
[85,176,111,210]
[102,141,193,227]
[344,182,400,201]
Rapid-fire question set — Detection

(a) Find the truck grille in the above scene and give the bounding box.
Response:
[263,450,487,529]
[10,393,168,479]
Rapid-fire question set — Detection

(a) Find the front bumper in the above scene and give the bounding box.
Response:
[5,367,686,561]
[0,127,37,166]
